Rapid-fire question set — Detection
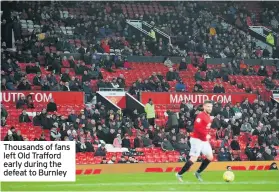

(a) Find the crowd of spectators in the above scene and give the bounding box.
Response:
[2,1,279,95]
[3,93,279,163]
[1,1,279,164]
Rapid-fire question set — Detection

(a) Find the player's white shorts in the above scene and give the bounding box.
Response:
[189,137,213,157]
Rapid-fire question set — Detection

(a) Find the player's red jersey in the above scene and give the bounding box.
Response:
[192,111,212,141]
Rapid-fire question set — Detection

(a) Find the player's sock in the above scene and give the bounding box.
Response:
[178,160,193,175]
[197,158,211,173]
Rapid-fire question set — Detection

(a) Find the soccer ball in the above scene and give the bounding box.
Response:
[223,171,235,182]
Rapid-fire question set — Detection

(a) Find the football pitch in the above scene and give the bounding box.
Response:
[1,171,279,191]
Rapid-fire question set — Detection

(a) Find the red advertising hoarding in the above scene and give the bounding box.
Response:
[1,91,84,105]
[141,92,258,105]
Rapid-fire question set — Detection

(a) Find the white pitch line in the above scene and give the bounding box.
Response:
[10,181,279,188]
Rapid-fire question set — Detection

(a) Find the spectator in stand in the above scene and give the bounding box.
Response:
[118,156,127,163]
[63,82,71,91]
[144,99,155,126]
[1,116,7,126]
[100,158,107,164]
[33,72,42,86]
[142,134,153,148]
[221,136,230,148]
[256,152,265,161]
[193,81,204,93]
[111,78,120,88]
[175,79,186,92]
[134,134,143,148]
[230,136,241,151]
[15,130,24,141]
[83,81,93,103]
[179,58,187,71]
[4,130,15,141]
[122,134,131,148]
[68,110,77,123]
[16,95,27,109]
[108,156,117,164]
[95,143,107,157]
[218,147,231,161]
[26,95,34,109]
[263,148,274,160]
[241,119,253,132]
[220,63,230,82]
[104,56,113,72]
[223,106,234,119]
[17,79,31,90]
[46,98,57,112]
[115,57,124,69]
[211,114,221,129]
[1,78,7,90]
[257,66,268,76]
[1,104,8,119]
[61,69,71,83]
[19,110,31,123]
[161,137,174,151]
[33,112,42,126]
[194,69,205,82]
[270,132,279,146]
[113,134,122,148]
[42,114,54,130]
[166,110,179,133]
[166,67,179,81]
[263,77,275,90]
[175,138,190,154]
[81,70,91,83]
[41,81,50,91]
[213,83,225,93]
[50,123,61,141]
[164,57,173,68]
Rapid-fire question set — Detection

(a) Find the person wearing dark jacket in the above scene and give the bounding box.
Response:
[211,114,221,129]
[166,68,179,81]
[39,133,47,141]
[16,95,27,109]
[46,99,57,112]
[263,148,274,160]
[4,130,15,141]
[81,70,91,83]
[61,69,71,82]
[63,82,71,91]
[213,83,225,93]
[104,56,113,71]
[95,144,106,156]
[218,147,231,161]
[134,135,143,148]
[179,58,187,71]
[152,132,163,147]
[33,112,42,126]
[33,72,42,86]
[166,110,179,133]
[175,138,190,153]
[41,114,53,130]
[222,106,234,119]
[17,79,31,90]
[257,66,268,76]
[230,136,240,150]
[68,110,77,122]
[15,130,24,141]
[118,156,127,163]
[19,110,31,123]
[122,134,131,148]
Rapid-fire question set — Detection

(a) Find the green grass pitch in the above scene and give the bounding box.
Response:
[1,171,279,191]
